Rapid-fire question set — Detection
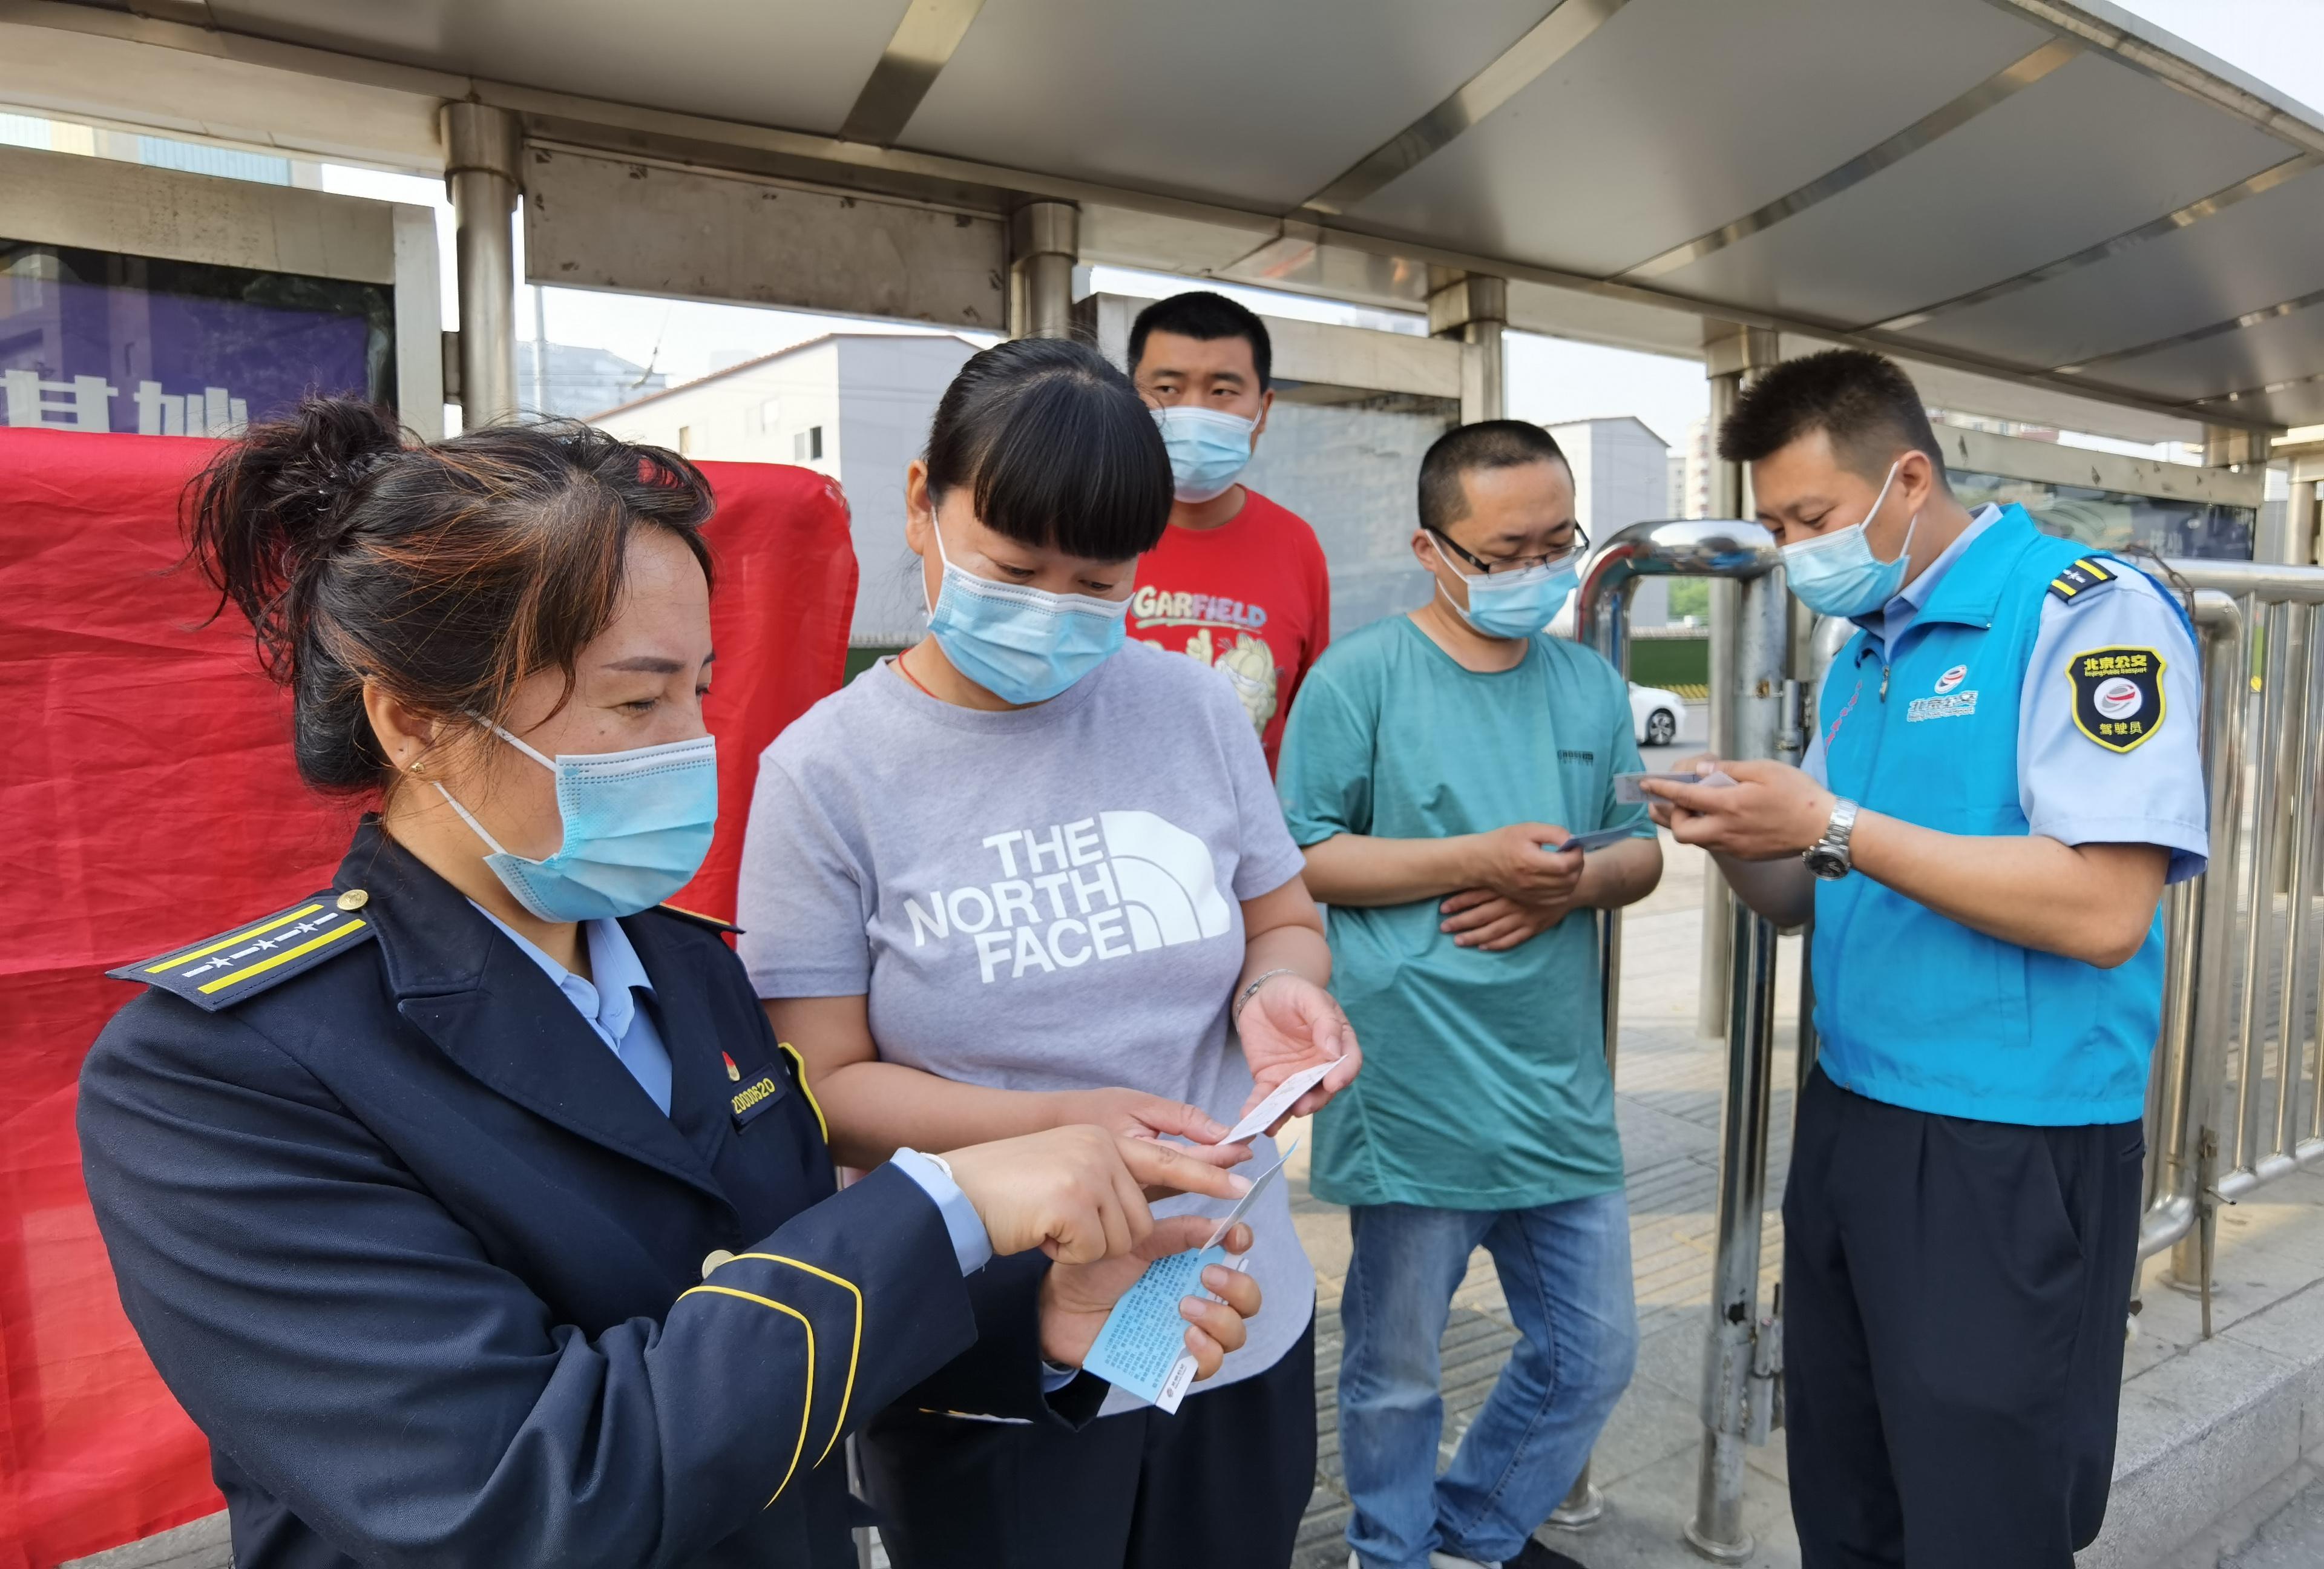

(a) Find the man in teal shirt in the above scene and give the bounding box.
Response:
[1280,421,1659,1569]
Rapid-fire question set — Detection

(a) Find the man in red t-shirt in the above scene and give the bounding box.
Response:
[1130,292,1331,771]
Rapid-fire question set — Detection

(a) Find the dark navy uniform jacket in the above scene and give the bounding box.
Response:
[79,821,1095,1569]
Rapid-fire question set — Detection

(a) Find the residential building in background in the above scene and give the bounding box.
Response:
[1677,416,1713,522]
[1549,416,1675,627]
[589,331,980,647]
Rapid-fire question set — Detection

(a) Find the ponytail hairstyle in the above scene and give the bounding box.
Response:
[924,337,1172,559]
[184,398,714,803]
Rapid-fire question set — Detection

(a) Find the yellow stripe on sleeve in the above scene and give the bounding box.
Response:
[737,1255,862,1463]
[197,919,368,994]
[147,904,326,973]
[677,1284,815,1505]
[776,1043,829,1143]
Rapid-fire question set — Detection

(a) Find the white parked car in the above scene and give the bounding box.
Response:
[1629,682,1683,748]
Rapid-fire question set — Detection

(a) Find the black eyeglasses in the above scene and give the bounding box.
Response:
[1428,523,1590,576]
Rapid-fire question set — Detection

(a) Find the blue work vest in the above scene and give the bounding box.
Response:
[1812,506,2171,1127]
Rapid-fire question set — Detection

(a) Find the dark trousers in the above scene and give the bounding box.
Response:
[864,1316,1317,1569]
[1782,1066,2145,1568]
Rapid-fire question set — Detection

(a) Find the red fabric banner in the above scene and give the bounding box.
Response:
[0,429,855,1567]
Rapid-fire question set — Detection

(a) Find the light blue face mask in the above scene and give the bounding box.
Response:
[1781,459,1919,619]
[1152,406,1255,503]
[921,519,1129,705]
[435,726,718,923]
[1429,536,1580,640]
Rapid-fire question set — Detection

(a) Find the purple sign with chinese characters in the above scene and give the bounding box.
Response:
[1,240,393,436]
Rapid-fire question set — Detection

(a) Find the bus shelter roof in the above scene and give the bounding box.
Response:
[7,0,2322,437]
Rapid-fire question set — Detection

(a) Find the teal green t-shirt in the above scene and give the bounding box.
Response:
[1278,615,1648,1211]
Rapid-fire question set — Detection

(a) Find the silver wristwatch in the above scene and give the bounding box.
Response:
[1802,797,1860,881]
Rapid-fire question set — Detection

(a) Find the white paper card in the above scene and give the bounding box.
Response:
[1219,1061,1334,1143]
[1200,1137,1296,1248]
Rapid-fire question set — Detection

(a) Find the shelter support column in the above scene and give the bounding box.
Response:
[1430,270,1507,424]
[442,102,523,428]
[1696,324,1781,1039]
[2287,443,2324,569]
[1008,202,1078,340]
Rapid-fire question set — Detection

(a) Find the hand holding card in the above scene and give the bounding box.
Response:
[1080,1142,1296,1412]
[1230,971,1360,1130]
[1218,1060,1334,1144]
[1555,824,1643,854]
[1613,768,1737,804]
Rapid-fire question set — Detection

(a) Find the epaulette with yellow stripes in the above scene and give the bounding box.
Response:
[652,901,744,936]
[2048,554,2117,604]
[108,889,377,1012]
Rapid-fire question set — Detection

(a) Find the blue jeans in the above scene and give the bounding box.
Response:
[1339,1191,1638,1569]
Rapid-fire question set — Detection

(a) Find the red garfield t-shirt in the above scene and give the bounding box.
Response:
[1130,488,1331,770]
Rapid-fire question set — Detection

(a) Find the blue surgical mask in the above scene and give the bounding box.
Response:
[436,727,718,923]
[1782,459,1919,619]
[1429,537,1579,640]
[921,521,1129,705]
[1152,406,1255,503]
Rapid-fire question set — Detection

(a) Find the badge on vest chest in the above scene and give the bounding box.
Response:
[1906,667,1979,723]
[2067,646,2165,752]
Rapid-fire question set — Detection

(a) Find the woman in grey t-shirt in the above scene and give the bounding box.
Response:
[737,338,1359,1569]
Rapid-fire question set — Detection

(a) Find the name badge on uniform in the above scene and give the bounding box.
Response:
[729,1073,787,1129]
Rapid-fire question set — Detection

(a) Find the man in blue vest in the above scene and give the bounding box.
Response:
[1645,349,2207,1568]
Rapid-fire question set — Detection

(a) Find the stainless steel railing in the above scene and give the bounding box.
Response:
[2138,561,2324,1332]
[1576,517,1786,1564]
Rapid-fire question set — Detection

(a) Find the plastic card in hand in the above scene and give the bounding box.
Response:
[1557,826,1638,854]
[1219,1061,1333,1143]
[1613,769,1737,804]
[1079,1140,1296,1413]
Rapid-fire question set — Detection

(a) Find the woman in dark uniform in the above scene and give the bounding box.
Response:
[76,401,1261,1569]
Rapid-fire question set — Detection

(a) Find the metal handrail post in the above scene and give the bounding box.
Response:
[2160,593,2247,1313]
[2159,568,2324,1270]
[2232,600,2289,1179]
[1794,614,1853,1091]
[1684,544,1789,1563]
[2268,605,2316,1181]
[1576,518,1786,1562]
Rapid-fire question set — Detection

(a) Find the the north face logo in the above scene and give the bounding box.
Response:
[904,810,1231,983]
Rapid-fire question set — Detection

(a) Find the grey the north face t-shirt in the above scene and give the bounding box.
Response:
[737,640,1314,1408]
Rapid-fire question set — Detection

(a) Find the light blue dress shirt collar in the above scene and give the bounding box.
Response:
[470,903,673,1115]
[1859,502,2003,651]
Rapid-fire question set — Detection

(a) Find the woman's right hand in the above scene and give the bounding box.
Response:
[1045,1087,1246,1168]
[941,1126,1252,1264]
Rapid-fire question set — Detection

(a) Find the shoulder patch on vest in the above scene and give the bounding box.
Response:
[2066,646,2165,753]
[108,892,377,1011]
[652,901,743,936]
[2048,555,2117,604]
